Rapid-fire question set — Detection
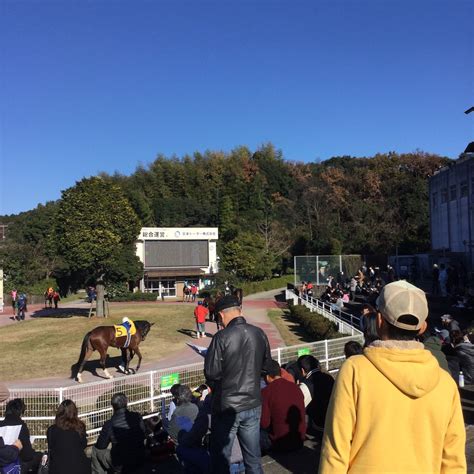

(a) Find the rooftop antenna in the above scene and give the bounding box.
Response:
[465,107,474,115]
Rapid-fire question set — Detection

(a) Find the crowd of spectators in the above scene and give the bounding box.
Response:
[1,279,472,473]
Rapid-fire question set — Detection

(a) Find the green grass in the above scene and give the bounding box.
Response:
[0,303,199,381]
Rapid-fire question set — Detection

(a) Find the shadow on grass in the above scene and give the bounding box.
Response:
[177,328,197,338]
[278,311,316,344]
[30,308,91,319]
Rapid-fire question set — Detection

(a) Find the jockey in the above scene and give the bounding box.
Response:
[122,316,132,334]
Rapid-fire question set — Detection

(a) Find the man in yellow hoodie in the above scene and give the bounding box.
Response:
[319,280,466,474]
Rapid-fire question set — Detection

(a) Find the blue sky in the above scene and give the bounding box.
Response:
[1,0,473,215]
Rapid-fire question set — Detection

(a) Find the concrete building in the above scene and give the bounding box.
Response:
[429,142,474,268]
[136,227,219,299]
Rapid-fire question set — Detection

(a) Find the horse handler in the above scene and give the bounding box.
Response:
[194,301,208,338]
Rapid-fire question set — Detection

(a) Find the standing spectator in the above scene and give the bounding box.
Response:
[194,301,208,338]
[204,295,271,473]
[10,289,17,315]
[0,398,42,472]
[260,360,306,453]
[359,303,375,333]
[16,292,27,321]
[183,285,190,303]
[47,400,91,474]
[53,290,61,309]
[363,313,379,347]
[297,355,334,435]
[191,284,198,302]
[349,277,357,301]
[441,314,461,334]
[91,393,145,474]
[432,264,440,295]
[319,280,466,473]
[438,263,448,297]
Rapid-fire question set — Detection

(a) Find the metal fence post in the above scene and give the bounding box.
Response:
[277,347,281,365]
[324,339,329,371]
[150,372,155,412]
[58,387,64,404]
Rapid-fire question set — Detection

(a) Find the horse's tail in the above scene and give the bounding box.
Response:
[71,331,92,379]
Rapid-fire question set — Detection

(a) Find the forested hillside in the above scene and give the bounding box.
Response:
[0,144,450,291]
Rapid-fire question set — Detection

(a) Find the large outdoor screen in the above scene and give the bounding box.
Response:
[144,240,209,267]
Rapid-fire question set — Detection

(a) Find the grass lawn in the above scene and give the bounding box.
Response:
[267,308,315,346]
[0,304,197,381]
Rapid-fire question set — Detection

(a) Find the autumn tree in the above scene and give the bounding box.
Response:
[54,177,142,316]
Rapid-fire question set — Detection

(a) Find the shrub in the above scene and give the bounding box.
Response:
[109,291,157,302]
[288,303,341,340]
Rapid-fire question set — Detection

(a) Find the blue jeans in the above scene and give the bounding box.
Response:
[210,406,263,474]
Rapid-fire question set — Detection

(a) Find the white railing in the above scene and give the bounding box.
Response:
[285,289,363,336]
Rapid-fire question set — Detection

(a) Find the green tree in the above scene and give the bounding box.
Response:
[54,177,142,316]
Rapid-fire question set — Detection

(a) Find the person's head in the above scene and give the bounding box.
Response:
[175,385,193,406]
[55,399,85,434]
[170,384,181,400]
[111,392,128,411]
[297,355,320,376]
[5,398,26,418]
[214,295,241,327]
[441,314,452,327]
[122,316,130,324]
[375,280,428,341]
[344,341,363,359]
[264,359,282,384]
[198,301,202,306]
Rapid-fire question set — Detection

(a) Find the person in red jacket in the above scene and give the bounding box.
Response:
[194,301,209,338]
[260,359,306,453]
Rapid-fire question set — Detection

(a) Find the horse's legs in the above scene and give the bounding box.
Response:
[76,347,94,383]
[134,347,142,372]
[98,347,113,379]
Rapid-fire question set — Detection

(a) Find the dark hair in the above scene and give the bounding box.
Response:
[297,355,320,373]
[55,399,85,435]
[450,330,464,346]
[265,359,281,378]
[176,385,193,405]
[364,314,379,347]
[111,393,128,411]
[344,341,363,359]
[5,399,26,418]
[385,315,420,341]
[170,384,181,399]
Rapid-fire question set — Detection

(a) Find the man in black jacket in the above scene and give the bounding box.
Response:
[91,392,145,474]
[204,295,271,473]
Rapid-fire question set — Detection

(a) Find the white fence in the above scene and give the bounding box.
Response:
[1,294,363,450]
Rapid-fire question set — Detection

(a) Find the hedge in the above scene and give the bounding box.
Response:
[288,303,341,341]
[109,291,157,302]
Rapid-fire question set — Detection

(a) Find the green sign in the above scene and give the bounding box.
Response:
[297,348,311,357]
[160,373,180,390]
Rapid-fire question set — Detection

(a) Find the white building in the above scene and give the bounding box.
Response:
[136,227,219,298]
[429,142,474,268]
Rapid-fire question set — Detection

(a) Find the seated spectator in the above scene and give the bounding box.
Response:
[177,392,244,474]
[297,355,334,434]
[0,383,23,473]
[344,341,363,359]
[47,400,90,474]
[167,385,199,444]
[363,313,379,347]
[441,314,461,335]
[91,393,145,474]
[166,384,181,422]
[282,361,304,384]
[260,360,306,453]
[451,330,474,384]
[418,331,450,373]
[0,398,42,472]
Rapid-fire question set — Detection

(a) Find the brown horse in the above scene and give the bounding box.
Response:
[72,320,153,383]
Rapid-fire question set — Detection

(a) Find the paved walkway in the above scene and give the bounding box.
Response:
[3,289,287,388]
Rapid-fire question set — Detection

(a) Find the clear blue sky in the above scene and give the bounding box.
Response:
[1,0,473,215]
